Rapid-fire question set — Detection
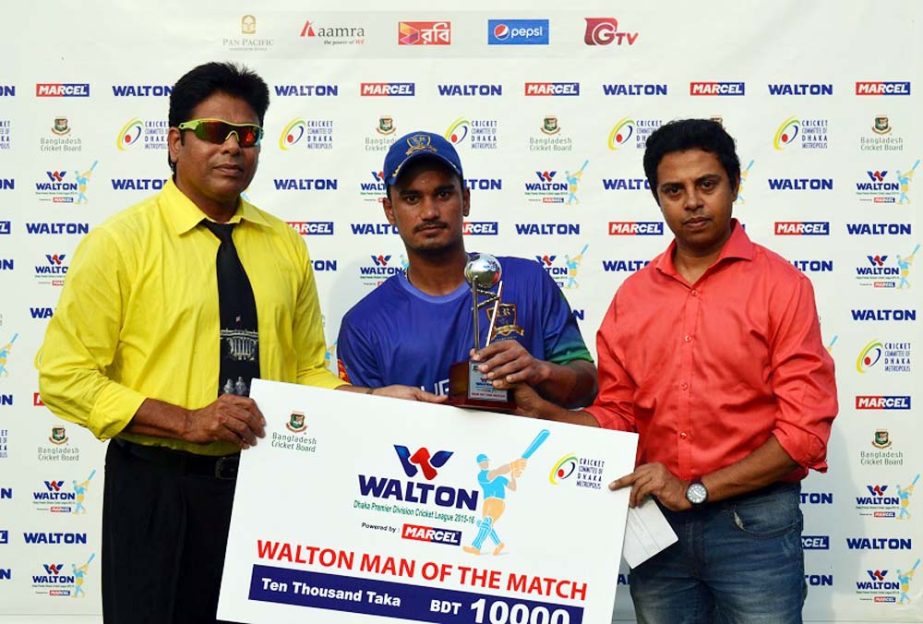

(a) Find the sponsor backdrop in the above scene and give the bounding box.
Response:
[0,0,919,621]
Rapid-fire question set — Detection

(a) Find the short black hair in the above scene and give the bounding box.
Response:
[642,119,740,203]
[168,62,270,171]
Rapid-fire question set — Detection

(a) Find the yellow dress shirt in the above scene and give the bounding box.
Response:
[36,179,343,455]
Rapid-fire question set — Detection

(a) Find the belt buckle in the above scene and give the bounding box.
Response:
[214,456,239,480]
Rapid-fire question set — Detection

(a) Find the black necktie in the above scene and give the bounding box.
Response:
[202,220,260,397]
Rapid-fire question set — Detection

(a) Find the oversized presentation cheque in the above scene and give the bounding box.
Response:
[218,380,639,624]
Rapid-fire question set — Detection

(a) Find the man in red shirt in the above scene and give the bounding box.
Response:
[513,119,837,623]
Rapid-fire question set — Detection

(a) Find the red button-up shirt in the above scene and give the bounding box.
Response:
[585,220,837,481]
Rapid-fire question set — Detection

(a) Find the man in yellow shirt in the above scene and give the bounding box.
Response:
[36,62,437,624]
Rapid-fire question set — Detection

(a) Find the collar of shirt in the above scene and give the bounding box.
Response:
[654,218,755,281]
[160,179,271,235]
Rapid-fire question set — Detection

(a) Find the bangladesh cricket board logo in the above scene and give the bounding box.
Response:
[286,411,306,433]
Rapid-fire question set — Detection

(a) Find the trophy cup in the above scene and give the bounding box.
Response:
[447,253,516,411]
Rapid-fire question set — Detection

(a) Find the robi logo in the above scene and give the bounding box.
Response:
[394,446,453,480]
[43,564,63,575]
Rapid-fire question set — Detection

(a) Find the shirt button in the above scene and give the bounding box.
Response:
[680,432,688,439]
[681,382,689,391]
[684,335,692,343]
[690,290,698,297]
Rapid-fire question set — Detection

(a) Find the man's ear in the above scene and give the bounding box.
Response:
[167,127,183,171]
[382,193,396,225]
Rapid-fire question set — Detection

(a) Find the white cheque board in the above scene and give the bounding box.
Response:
[218,379,638,624]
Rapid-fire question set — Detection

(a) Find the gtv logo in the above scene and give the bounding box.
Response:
[394,446,452,480]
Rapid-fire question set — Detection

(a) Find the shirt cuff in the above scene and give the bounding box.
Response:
[89,383,147,440]
[773,426,828,473]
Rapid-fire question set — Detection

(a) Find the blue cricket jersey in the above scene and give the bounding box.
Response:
[336,255,592,395]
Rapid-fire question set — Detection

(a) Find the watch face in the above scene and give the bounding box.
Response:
[686,482,708,505]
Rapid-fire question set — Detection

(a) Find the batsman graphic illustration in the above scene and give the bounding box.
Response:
[464,429,550,556]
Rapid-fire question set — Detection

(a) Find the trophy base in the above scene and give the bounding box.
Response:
[447,361,515,412]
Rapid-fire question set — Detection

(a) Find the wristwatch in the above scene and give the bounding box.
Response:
[685,479,708,508]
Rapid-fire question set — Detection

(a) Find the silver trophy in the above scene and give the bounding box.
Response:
[448,253,514,410]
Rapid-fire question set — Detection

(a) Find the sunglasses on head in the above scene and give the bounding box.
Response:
[177,118,264,147]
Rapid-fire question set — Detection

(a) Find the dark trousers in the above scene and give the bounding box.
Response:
[102,440,238,624]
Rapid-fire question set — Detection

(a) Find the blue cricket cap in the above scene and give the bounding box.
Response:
[383,131,463,187]
[476,453,489,463]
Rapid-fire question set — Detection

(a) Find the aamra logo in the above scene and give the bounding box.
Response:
[550,454,578,484]
[394,446,453,480]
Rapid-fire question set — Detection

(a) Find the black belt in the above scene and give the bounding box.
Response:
[114,439,240,480]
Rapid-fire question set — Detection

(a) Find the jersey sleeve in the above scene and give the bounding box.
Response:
[335,310,384,388]
[536,266,593,365]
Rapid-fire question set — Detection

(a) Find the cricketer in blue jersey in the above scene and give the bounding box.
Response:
[337,131,597,408]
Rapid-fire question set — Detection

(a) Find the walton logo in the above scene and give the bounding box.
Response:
[45,480,64,492]
[46,254,66,266]
[47,171,66,183]
[869,569,888,582]
[44,564,63,575]
[372,255,391,267]
[869,170,887,182]
[869,485,888,497]
[356,446,478,510]
[394,446,453,480]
